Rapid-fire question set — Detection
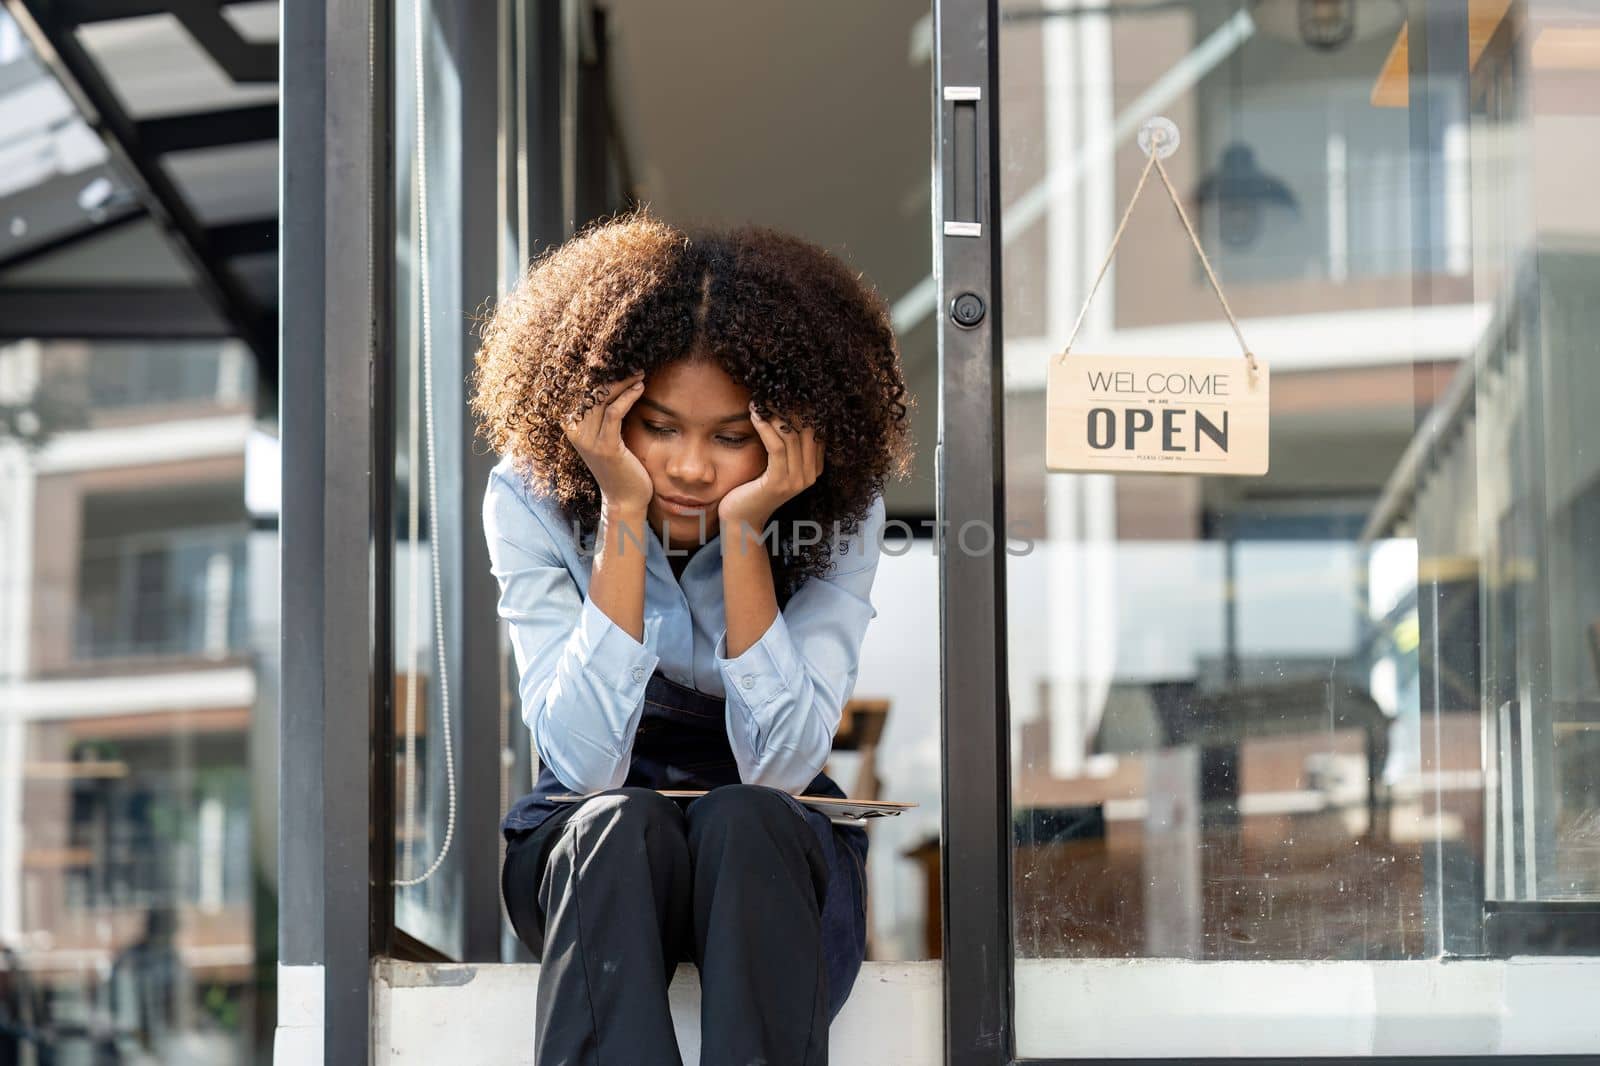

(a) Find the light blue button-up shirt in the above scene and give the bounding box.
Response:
[482,456,886,796]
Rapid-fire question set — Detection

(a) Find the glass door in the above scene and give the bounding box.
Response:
[388,0,645,963]
[935,1,1600,1061]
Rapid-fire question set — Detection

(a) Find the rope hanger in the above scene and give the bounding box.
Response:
[1057,117,1260,382]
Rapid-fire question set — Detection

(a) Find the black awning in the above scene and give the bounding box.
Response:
[0,0,278,393]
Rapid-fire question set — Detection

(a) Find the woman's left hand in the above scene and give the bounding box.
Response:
[718,403,824,534]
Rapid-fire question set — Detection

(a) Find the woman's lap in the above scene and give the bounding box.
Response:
[770,793,870,1018]
[501,784,869,1017]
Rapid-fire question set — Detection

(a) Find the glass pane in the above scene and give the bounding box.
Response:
[1,339,265,1063]
[0,9,139,267]
[391,0,467,956]
[998,0,1599,1054]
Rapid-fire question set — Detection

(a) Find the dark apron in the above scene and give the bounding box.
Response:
[502,668,870,1020]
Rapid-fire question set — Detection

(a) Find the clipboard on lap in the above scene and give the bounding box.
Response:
[547,789,917,826]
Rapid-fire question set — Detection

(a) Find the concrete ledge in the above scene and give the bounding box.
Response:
[1015,957,1600,1058]
[374,956,1600,1062]
[374,960,943,1064]
[273,964,325,1066]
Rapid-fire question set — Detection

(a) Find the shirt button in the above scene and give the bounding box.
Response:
[741,675,756,690]
[631,666,645,683]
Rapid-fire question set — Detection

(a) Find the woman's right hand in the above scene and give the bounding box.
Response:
[563,371,654,514]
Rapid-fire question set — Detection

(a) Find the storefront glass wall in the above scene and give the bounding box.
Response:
[390,0,467,958]
[0,337,267,1063]
[993,0,1599,1054]
[0,6,276,1059]
[388,0,575,964]
[271,0,1600,1057]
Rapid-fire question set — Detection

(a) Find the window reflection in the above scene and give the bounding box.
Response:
[1,339,261,1063]
[389,0,461,955]
[1000,0,1598,996]
[77,507,248,663]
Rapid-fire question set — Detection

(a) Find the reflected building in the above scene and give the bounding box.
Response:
[0,339,263,1062]
[995,0,1600,990]
[0,3,274,1062]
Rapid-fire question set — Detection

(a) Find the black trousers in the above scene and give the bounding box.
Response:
[502,784,833,1066]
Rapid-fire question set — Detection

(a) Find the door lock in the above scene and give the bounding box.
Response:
[950,292,986,328]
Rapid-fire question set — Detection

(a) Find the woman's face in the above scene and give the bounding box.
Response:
[620,358,766,549]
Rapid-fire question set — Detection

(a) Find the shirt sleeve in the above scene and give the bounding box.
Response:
[712,493,886,792]
[483,469,660,794]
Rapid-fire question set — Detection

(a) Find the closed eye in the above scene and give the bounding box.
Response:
[643,422,751,448]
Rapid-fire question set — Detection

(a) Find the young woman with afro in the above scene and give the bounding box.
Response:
[472,212,913,1065]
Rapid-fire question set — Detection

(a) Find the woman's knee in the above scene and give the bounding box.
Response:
[571,786,687,842]
[685,783,807,842]
[687,784,827,907]
[540,787,689,900]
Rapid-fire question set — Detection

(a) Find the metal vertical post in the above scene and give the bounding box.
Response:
[572,6,612,227]
[280,0,390,1059]
[934,2,1012,1064]
[371,0,398,979]
[524,0,567,254]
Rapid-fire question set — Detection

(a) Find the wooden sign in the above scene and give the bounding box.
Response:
[1047,120,1268,477]
[1046,354,1269,476]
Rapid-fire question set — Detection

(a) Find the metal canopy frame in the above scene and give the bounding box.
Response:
[0,283,226,336]
[61,0,274,82]
[3,0,279,396]
[0,165,142,270]
[136,100,277,154]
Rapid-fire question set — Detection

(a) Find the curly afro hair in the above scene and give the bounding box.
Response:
[471,212,915,602]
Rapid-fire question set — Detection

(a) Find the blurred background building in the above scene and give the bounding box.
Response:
[0,2,277,1061]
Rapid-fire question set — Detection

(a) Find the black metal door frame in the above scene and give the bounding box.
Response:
[280,0,392,1061]
[932,2,1011,1066]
